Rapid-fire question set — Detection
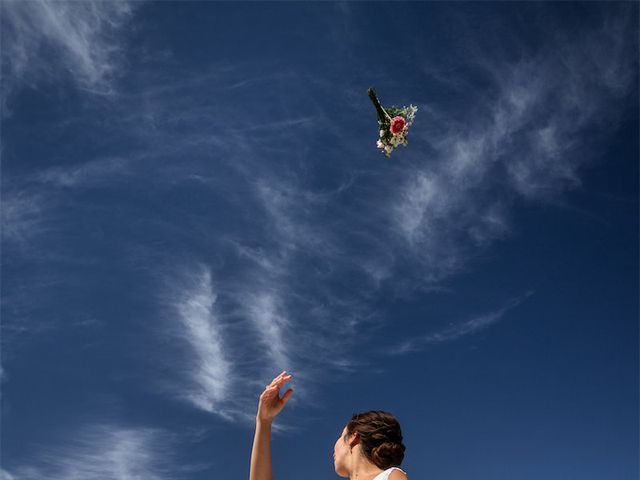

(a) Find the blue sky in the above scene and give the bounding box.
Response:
[1,2,637,479]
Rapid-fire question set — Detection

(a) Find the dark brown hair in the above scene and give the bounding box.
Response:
[345,411,405,469]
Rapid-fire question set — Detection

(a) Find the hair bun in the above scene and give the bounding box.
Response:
[346,411,406,469]
[371,441,405,469]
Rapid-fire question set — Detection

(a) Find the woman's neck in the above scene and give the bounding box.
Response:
[349,459,384,480]
[350,469,384,480]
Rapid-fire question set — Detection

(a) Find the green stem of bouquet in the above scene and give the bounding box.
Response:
[368,87,391,125]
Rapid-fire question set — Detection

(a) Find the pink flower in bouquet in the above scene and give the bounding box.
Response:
[376,140,384,149]
[390,116,407,134]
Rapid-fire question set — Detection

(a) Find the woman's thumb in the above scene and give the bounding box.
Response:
[281,388,294,404]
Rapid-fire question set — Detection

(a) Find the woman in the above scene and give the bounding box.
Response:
[250,371,409,480]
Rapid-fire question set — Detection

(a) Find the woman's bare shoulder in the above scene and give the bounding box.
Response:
[389,469,408,480]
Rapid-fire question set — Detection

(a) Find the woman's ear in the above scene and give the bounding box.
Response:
[349,432,360,448]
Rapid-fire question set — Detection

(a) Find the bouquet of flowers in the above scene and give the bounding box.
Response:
[368,87,417,158]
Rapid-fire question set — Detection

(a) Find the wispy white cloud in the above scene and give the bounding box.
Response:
[253,176,342,260]
[3,424,184,480]
[34,156,131,188]
[164,265,232,417]
[0,469,15,480]
[1,189,49,247]
[241,174,380,359]
[244,291,291,371]
[392,12,636,282]
[393,291,534,354]
[1,0,136,103]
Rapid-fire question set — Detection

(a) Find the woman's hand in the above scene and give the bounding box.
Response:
[256,371,294,424]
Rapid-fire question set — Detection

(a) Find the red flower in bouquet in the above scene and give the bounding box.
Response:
[390,116,407,134]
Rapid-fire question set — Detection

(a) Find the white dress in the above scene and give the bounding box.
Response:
[372,467,407,480]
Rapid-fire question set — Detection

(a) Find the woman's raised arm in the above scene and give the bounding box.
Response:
[249,371,294,480]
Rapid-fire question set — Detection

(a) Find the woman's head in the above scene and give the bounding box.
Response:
[333,411,405,476]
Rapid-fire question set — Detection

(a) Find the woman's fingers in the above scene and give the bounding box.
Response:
[264,379,292,398]
[265,373,292,394]
[261,373,293,398]
[261,374,293,404]
[275,373,292,387]
[269,371,285,384]
[268,371,289,387]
